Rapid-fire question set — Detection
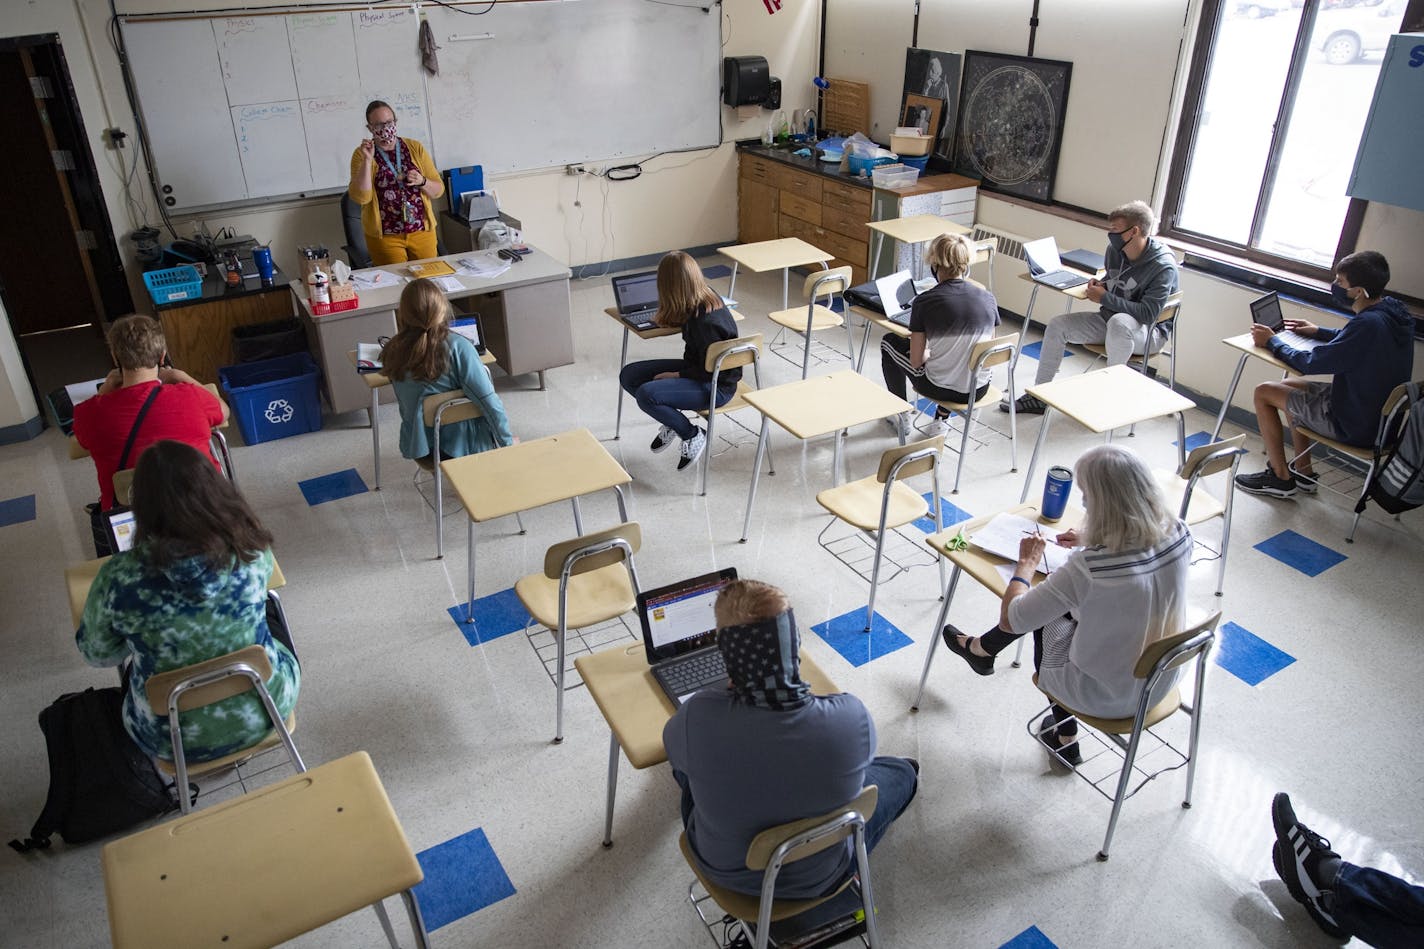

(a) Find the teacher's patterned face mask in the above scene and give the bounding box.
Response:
[370,120,397,143]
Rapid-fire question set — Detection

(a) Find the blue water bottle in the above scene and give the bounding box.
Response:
[1041,466,1072,522]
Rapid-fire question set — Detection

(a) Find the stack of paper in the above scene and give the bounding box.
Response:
[969,513,1073,575]
[455,254,512,279]
[351,269,401,290]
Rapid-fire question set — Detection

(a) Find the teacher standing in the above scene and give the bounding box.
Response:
[348,100,444,265]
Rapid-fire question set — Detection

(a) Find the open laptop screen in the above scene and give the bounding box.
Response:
[638,567,738,664]
[612,271,659,314]
[874,270,917,320]
[1250,291,1284,332]
[1022,237,1063,276]
[107,509,137,553]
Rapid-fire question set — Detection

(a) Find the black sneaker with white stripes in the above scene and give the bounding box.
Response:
[1271,793,1347,939]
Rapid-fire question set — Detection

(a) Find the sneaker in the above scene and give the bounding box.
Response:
[649,424,677,453]
[1235,468,1297,499]
[1289,464,1319,495]
[1271,793,1348,938]
[1001,394,1047,415]
[884,413,910,439]
[1036,713,1082,767]
[677,428,706,471]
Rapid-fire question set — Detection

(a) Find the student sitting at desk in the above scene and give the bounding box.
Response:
[664,580,919,899]
[76,441,299,764]
[619,251,739,472]
[1006,200,1179,415]
[879,232,999,437]
[348,99,444,265]
[1235,250,1414,500]
[382,278,513,464]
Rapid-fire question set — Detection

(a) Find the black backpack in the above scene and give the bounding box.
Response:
[8,687,177,852]
[1364,382,1424,516]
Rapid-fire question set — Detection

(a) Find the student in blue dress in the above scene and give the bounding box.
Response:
[618,251,740,471]
[382,278,514,464]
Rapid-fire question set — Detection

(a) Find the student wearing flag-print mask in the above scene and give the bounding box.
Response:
[348,100,444,265]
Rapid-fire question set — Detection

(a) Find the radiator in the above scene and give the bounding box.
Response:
[969,224,1029,262]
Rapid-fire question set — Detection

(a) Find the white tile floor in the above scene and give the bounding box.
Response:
[1,258,1420,948]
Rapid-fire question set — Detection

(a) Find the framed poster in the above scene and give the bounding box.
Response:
[951,51,1072,202]
[900,48,961,168]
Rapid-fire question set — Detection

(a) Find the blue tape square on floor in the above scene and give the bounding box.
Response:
[298,468,368,506]
[701,264,732,279]
[914,493,972,533]
[999,925,1059,949]
[811,609,914,668]
[412,827,516,932]
[448,587,531,646]
[0,495,37,527]
[1215,621,1295,686]
[1253,529,1346,577]
[1020,341,1072,361]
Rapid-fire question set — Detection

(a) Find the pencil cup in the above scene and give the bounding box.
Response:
[1041,466,1072,522]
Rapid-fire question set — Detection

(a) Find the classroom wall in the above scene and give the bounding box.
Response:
[0,299,40,435]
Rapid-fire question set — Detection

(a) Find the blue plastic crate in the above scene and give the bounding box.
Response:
[218,353,323,445]
[143,265,203,304]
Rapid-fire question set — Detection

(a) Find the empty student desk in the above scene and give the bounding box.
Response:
[866,214,969,278]
[719,237,833,311]
[1210,332,1301,441]
[1017,365,1195,503]
[574,642,839,847]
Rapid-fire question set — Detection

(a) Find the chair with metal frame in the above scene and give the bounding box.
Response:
[1290,381,1417,543]
[514,522,642,744]
[908,334,1020,494]
[680,785,881,949]
[1079,295,1184,391]
[767,267,856,380]
[1028,611,1219,861]
[815,436,946,631]
[969,236,997,295]
[1153,434,1246,596]
[696,333,776,497]
[415,390,524,559]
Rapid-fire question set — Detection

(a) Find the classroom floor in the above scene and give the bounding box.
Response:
[1,258,1420,949]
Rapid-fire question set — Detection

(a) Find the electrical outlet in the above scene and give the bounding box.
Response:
[565,164,583,176]
[104,127,127,150]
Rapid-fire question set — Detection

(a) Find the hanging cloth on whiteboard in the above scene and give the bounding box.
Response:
[419,20,440,76]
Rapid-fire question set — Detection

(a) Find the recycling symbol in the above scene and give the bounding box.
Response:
[265,399,295,424]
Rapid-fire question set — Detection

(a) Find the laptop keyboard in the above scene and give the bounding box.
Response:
[658,650,728,696]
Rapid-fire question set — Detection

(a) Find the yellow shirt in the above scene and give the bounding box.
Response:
[348,138,444,239]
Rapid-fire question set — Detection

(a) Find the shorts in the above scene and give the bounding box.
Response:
[1286,382,1340,439]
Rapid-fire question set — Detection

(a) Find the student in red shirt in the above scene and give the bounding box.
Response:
[74,315,225,512]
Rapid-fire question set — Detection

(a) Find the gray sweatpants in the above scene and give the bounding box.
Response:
[1034,311,1162,385]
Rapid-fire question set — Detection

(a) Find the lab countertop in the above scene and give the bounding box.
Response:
[736,141,978,195]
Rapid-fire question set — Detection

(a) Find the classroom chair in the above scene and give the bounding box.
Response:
[415,390,524,559]
[1079,294,1184,391]
[101,751,430,949]
[1153,434,1245,596]
[515,522,642,744]
[1028,611,1219,861]
[144,640,304,814]
[969,236,997,295]
[680,785,880,949]
[815,436,946,631]
[696,333,776,497]
[1290,380,1418,543]
[767,267,856,380]
[908,334,1020,493]
[339,194,374,269]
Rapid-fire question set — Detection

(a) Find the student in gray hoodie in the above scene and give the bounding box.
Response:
[1236,250,1414,499]
[1007,200,1180,414]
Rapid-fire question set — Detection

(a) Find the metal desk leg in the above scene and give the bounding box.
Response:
[370,387,382,490]
[601,731,620,848]
[833,429,846,485]
[571,497,584,535]
[1012,286,1041,375]
[466,517,476,622]
[613,327,631,440]
[399,889,433,949]
[871,231,885,281]
[740,417,772,543]
[1019,408,1056,502]
[538,370,547,391]
[1175,411,1187,468]
[727,261,739,302]
[781,267,790,311]
[912,566,962,710]
[613,485,629,522]
[1211,353,1250,441]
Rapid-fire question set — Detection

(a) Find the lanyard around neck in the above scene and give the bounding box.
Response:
[376,138,404,180]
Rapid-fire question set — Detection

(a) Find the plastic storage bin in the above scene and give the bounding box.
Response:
[143,265,203,305]
[871,163,920,190]
[899,155,930,172]
[890,133,933,156]
[219,352,323,445]
[848,153,897,176]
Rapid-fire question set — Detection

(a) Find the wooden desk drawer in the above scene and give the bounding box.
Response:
[776,217,865,268]
[829,257,867,288]
[821,203,868,241]
[776,168,823,202]
[822,179,871,215]
[779,190,822,227]
[740,154,777,185]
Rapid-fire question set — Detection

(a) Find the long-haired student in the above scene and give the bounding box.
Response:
[382,278,514,464]
[618,251,739,471]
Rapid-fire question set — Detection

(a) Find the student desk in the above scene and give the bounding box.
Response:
[738,370,913,542]
[1018,366,1195,503]
[574,642,840,847]
[440,428,631,619]
[719,237,833,311]
[911,503,1084,710]
[65,556,286,628]
[866,214,969,280]
[1209,332,1301,442]
[292,245,573,415]
[1013,271,1096,366]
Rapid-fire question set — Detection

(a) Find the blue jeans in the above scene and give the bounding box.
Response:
[1331,862,1424,947]
[619,359,730,441]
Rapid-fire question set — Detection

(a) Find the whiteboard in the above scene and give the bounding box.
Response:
[119,1,721,211]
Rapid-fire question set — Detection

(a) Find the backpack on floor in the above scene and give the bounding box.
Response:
[1363,382,1424,516]
[7,687,177,853]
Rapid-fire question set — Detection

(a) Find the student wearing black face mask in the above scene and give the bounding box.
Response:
[1005,200,1180,414]
[1235,251,1414,499]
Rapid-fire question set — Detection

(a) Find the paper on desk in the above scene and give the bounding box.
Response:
[969,512,1072,575]
[431,275,464,293]
[65,378,107,407]
[356,343,383,372]
[351,269,402,290]
[456,254,511,279]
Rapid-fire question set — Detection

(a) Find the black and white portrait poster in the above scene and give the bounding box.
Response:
[900,48,962,169]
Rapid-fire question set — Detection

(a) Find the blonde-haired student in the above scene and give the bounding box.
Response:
[617,251,739,471]
[382,279,513,464]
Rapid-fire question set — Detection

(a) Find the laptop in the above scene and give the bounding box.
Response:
[610,271,661,330]
[874,270,919,327]
[1024,237,1091,290]
[105,509,137,553]
[1250,291,1321,350]
[638,567,739,705]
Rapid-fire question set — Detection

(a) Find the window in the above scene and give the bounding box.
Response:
[1164,0,1418,274]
